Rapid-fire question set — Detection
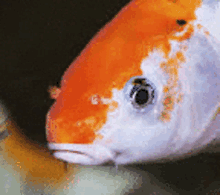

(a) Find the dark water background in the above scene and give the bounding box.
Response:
[0,0,219,194]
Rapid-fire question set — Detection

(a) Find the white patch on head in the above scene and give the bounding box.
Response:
[195,1,220,41]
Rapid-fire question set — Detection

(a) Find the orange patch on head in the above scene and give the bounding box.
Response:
[159,50,186,122]
[163,96,175,111]
[160,111,171,121]
[172,24,195,41]
[47,0,202,143]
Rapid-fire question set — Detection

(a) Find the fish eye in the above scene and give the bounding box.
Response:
[124,77,156,110]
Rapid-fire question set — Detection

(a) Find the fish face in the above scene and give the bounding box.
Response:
[46,0,220,165]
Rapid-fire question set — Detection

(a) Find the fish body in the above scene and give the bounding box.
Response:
[46,0,220,165]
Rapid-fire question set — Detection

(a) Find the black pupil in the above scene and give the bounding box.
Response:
[135,89,149,105]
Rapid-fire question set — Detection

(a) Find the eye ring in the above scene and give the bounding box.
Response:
[124,76,157,111]
[130,85,154,108]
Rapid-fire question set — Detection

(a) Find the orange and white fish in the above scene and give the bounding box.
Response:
[46,0,220,165]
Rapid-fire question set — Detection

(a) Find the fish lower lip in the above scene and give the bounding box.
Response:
[53,151,116,165]
[48,143,116,165]
[52,150,85,155]
[53,151,95,165]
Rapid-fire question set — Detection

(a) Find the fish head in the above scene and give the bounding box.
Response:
[46,0,220,165]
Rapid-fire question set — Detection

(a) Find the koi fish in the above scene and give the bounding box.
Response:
[46,0,220,165]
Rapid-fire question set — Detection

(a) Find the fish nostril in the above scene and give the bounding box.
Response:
[176,19,187,26]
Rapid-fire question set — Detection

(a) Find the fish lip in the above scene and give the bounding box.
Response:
[48,143,116,165]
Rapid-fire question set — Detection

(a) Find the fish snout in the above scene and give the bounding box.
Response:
[48,143,116,165]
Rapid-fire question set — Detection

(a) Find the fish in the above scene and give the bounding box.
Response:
[46,0,220,166]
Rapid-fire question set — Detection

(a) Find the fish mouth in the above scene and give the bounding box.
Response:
[48,143,116,165]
